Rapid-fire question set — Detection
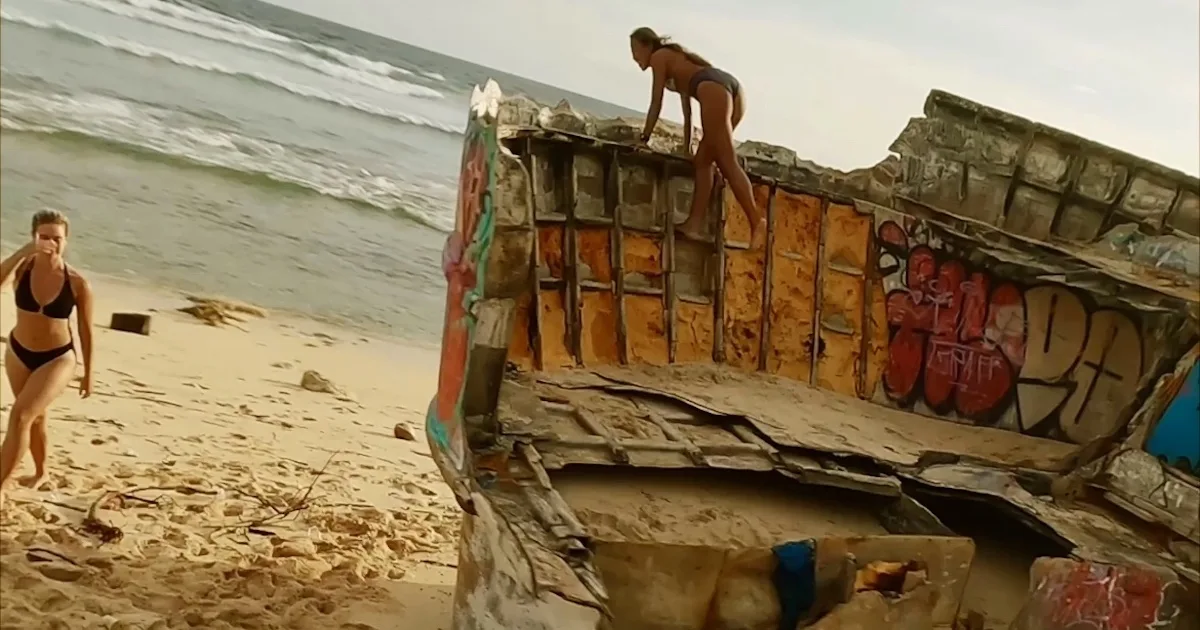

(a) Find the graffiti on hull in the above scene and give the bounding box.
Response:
[1013,558,1192,630]
[877,219,1145,444]
[428,84,500,473]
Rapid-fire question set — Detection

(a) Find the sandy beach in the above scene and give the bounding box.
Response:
[0,273,458,629]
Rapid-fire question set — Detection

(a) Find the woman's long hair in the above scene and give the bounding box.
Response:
[630,27,711,68]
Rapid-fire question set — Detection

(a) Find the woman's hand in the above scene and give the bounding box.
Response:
[16,240,38,258]
[680,137,695,159]
[79,371,94,398]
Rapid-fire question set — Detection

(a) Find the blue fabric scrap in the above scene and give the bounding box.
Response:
[772,539,816,630]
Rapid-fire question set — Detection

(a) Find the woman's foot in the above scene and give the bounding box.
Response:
[750,219,768,251]
[675,218,709,241]
[17,472,45,489]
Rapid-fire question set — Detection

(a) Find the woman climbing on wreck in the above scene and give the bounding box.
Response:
[629,26,765,249]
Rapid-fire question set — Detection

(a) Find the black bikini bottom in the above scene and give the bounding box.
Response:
[8,334,74,371]
[689,67,741,99]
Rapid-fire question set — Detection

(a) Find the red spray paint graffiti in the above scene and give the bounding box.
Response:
[880,223,1025,423]
[1012,558,1193,630]
[877,220,1145,442]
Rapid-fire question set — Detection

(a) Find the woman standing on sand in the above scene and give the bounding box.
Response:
[629,26,766,249]
[0,209,95,500]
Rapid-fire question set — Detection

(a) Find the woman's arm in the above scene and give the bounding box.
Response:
[74,274,95,398]
[0,242,34,288]
[640,56,669,142]
[679,92,693,154]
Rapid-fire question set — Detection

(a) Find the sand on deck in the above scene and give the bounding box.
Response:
[0,274,457,629]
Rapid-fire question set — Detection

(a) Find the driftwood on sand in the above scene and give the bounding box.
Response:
[177,296,267,328]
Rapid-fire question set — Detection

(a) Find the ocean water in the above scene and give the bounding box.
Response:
[0,0,636,342]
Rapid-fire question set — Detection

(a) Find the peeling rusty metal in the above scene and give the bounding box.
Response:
[1101,449,1200,545]
[452,493,604,629]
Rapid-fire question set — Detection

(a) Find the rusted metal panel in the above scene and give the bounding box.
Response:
[608,149,629,366]
[756,183,777,372]
[579,290,619,366]
[765,189,821,381]
[661,162,679,365]
[816,202,871,396]
[721,184,772,371]
[538,289,574,369]
[625,294,669,365]
[721,245,765,370]
[507,291,535,372]
[674,300,715,364]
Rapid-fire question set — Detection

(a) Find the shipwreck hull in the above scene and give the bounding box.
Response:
[425,80,1200,628]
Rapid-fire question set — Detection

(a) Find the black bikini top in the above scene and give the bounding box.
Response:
[14,261,75,319]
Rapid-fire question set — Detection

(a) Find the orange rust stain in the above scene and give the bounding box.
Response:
[538,290,575,369]
[766,257,816,382]
[723,248,765,370]
[538,226,566,279]
[623,233,663,278]
[864,280,889,400]
[817,271,865,395]
[773,191,822,258]
[723,184,771,244]
[823,204,870,269]
[508,291,534,371]
[766,191,821,382]
[816,203,870,397]
[580,290,619,366]
[675,301,714,363]
[625,295,669,366]
[577,228,613,283]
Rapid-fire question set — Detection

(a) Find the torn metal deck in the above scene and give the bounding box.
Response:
[527,364,1079,472]
[496,364,1196,583]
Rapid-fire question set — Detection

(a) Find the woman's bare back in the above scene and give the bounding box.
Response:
[653,49,703,97]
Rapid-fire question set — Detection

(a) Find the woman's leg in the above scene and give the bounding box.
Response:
[4,345,31,408]
[698,84,765,249]
[3,347,45,487]
[22,416,48,488]
[679,138,717,237]
[709,91,745,191]
[0,353,75,498]
[731,90,746,131]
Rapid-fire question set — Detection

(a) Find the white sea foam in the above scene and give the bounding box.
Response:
[41,0,444,99]
[1,9,461,133]
[1,86,456,232]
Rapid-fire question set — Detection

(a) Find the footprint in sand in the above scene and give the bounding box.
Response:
[389,478,437,497]
[35,562,86,584]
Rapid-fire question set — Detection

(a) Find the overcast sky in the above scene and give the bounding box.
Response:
[269,0,1199,174]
